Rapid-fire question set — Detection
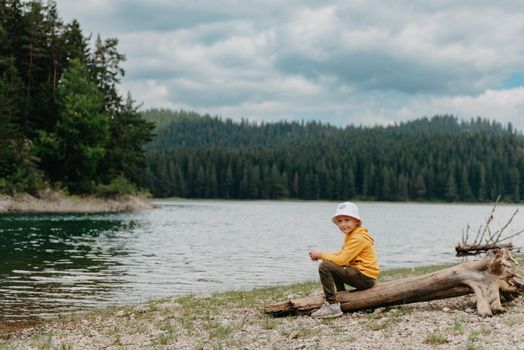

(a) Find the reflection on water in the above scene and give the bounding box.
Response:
[0,214,136,322]
[1,200,524,322]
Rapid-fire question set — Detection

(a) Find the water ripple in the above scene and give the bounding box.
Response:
[1,200,524,322]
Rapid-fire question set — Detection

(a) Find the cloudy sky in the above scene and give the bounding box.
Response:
[57,0,524,129]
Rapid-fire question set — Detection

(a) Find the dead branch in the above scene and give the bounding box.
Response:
[455,196,523,256]
[477,195,500,244]
[489,209,519,244]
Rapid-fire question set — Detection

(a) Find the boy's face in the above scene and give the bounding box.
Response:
[334,215,360,234]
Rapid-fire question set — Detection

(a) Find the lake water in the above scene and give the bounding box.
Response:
[1,200,523,322]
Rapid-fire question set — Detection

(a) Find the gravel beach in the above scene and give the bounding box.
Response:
[2,259,523,350]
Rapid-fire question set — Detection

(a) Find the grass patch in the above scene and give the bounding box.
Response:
[388,305,414,315]
[451,317,465,335]
[154,320,178,345]
[330,324,344,335]
[503,316,523,327]
[464,326,492,349]
[366,317,395,331]
[208,325,233,340]
[31,333,53,350]
[467,326,491,343]
[288,325,317,338]
[57,342,73,350]
[261,317,280,330]
[0,343,17,350]
[365,305,414,333]
[423,331,448,345]
[378,263,456,282]
[465,343,482,350]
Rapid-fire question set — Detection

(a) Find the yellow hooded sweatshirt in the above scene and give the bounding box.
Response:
[319,226,379,279]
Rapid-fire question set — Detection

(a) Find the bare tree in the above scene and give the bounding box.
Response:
[456,196,523,256]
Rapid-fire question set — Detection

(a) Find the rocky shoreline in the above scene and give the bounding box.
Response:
[3,286,523,350]
[2,258,523,350]
[0,189,155,213]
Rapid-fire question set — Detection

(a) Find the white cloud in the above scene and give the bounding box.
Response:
[121,80,170,108]
[56,0,524,130]
[418,88,524,125]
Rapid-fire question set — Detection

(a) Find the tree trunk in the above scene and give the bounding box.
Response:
[264,249,523,317]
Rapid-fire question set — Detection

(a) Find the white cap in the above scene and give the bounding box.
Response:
[331,202,361,224]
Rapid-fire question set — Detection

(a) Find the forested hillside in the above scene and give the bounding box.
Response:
[140,109,523,202]
[0,0,153,195]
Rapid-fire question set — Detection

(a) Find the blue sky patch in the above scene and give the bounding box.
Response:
[499,73,524,89]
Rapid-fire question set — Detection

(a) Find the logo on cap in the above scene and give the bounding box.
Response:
[338,204,346,209]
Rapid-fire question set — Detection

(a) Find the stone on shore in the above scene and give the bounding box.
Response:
[0,189,155,213]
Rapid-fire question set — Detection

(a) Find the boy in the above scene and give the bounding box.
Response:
[308,202,379,319]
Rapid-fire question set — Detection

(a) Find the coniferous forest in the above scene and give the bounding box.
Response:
[2,1,524,203]
[0,0,154,195]
[140,109,524,202]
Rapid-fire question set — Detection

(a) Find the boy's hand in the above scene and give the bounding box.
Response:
[309,250,322,261]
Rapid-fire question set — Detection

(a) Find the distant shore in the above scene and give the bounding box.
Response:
[0,189,156,213]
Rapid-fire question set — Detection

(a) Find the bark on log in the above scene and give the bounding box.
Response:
[264,249,523,317]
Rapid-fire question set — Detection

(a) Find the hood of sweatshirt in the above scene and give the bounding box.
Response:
[346,226,374,245]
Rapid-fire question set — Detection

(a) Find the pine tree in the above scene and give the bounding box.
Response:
[0,68,17,179]
[414,174,427,199]
[91,35,125,115]
[398,173,409,200]
[446,173,458,202]
[347,168,356,199]
[0,58,25,182]
[62,19,90,64]
[52,59,109,193]
[248,165,260,198]
[460,166,473,201]
[224,164,234,198]
[511,167,520,202]
[102,93,154,183]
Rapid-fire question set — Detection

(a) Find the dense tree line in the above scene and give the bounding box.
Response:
[0,0,154,194]
[140,109,524,202]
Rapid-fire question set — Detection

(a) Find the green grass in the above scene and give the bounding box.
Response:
[451,317,465,335]
[467,326,491,343]
[32,333,53,350]
[423,331,448,345]
[366,317,395,331]
[154,320,179,346]
[260,317,280,330]
[503,316,523,327]
[465,343,482,350]
[378,263,456,282]
[0,343,17,350]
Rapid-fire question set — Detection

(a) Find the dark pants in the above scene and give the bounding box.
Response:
[318,261,375,303]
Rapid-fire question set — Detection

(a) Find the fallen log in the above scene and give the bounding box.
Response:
[264,249,523,317]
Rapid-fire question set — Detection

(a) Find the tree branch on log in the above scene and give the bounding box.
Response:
[264,249,523,318]
[456,196,523,256]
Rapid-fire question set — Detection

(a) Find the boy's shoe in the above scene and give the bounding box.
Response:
[311,302,343,319]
